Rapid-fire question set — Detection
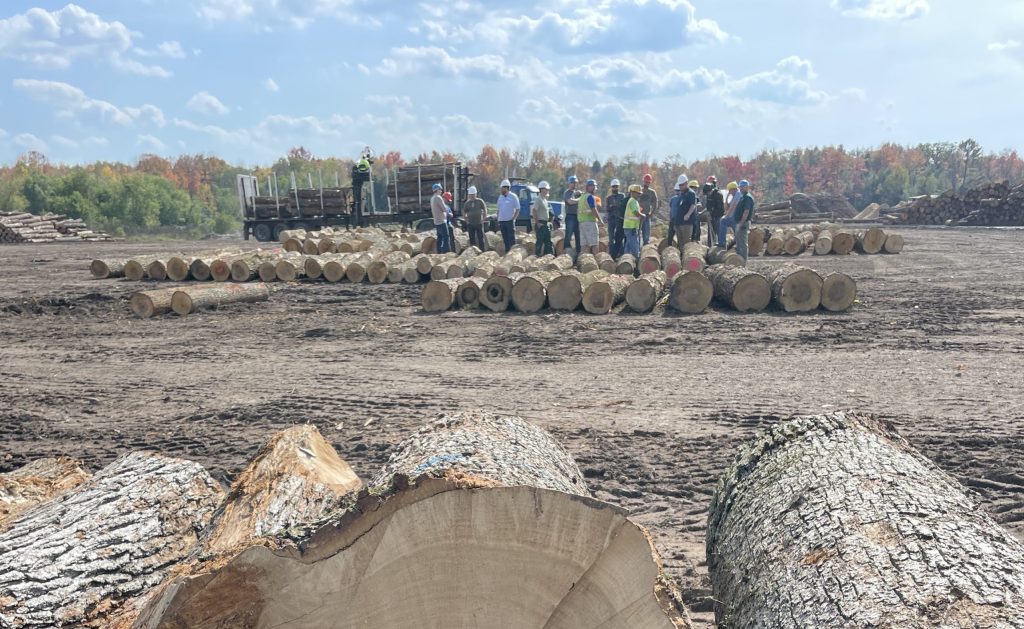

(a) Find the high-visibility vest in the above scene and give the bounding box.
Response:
[623,197,641,229]
[578,193,597,222]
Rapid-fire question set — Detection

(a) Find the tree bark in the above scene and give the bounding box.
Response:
[594,251,616,273]
[0,457,90,531]
[765,229,785,256]
[0,452,223,628]
[345,251,381,283]
[274,254,308,282]
[367,251,411,284]
[90,259,126,280]
[549,269,609,311]
[480,272,523,312]
[856,227,887,254]
[583,274,634,314]
[883,233,905,254]
[138,411,691,629]
[455,276,487,309]
[130,288,178,318]
[821,271,857,312]
[576,253,599,273]
[706,246,743,267]
[681,242,708,272]
[707,412,1024,629]
[660,246,682,278]
[747,228,766,257]
[170,283,270,316]
[625,271,668,313]
[639,244,661,274]
[511,270,562,313]
[615,254,637,275]
[705,264,770,312]
[417,252,456,275]
[762,263,823,312]
[783,231,815,255]
[668,271,713,314]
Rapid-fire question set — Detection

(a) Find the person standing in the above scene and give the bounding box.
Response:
[667,183,682,248]
[703,176,725,244]
[533,181,554,256]
[463,185,488,251]
[719,179,755,260]
[638,173,659,246]
[685,180,702,242]
[443,190,456,250]
[430,183,451,254]
[623,184,643,257]
[577,178,604,255]
[604,179,626,258]
[496,179,519,252]
[562,175,581,255]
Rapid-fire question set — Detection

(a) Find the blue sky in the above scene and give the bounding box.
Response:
[1,0,1022,166]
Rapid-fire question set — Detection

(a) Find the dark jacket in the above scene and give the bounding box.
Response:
[704,186,725,219]
[605,192,626,220]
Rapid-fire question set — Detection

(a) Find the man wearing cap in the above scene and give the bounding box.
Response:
[702,176,725,244]
[604,179,626,258]
[562,175,581,255]
[430,183,451,254]
[623,184,643,257]
[577,178,604,255]
[719,180,756,260]
[638,173,659,246]
[533,181,554,256]
[678,180,699,244]
[496,179,520,252]
[666,183,682,248]
[463,186,488,251]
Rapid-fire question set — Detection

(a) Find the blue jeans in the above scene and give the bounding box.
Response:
[718,215,737,247]
[641,218,651,246]
[690,215,701,242]
[499,220,516,252]
[624,228,640,257]
[564,213,580,254]
[435,223,450,253]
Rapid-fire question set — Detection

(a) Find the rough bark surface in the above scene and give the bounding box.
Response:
[705,247,743,267]
[615,254,637,275]
[813,231,833,255]
[170,283,270,316]
[583,274,634,314]
[705,265,771,312]
[668,271,713,314]
[130,288,177,318]
[0,458,90,531]
[90,259,126,280]
[576,253,599,273]
[626,271,669,313]
[707,412,1024,629]
[0,452,223,628]
[661,247,682,277]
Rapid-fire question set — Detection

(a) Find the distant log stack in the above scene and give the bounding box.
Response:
[707,412,1024,629]
[1,212,113,244]
[901,181,1024,226]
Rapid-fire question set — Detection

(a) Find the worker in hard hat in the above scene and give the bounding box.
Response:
[667,183,682,248]
[638,173,659,246]
[463,185,488,251]
[683,180,702,243]
[703,176,725,245]
[577,178,604,255]
[718,180,756,260]
[623,184,644,257]
[496,179,520,252]
[442,190,456,249]
[562,175,581,256]
[604,179,626,258]
[430,183,451,254]
[533,181,554,256]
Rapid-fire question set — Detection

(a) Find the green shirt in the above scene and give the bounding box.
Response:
[533,196,551,222]
[464,198,487,225]
[734,193,755,223]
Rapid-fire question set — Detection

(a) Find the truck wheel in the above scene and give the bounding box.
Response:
[253,223,272,242]
[272,223,289,241]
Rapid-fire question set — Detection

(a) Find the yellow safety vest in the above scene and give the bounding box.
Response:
[623,197,641,229]
[578,193,597,222]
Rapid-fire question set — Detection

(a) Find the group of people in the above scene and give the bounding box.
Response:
[429,173,757,261]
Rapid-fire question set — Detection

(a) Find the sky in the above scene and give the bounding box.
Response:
[1,0,1022,166]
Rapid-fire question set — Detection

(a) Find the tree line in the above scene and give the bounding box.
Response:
[1,140,1020,236]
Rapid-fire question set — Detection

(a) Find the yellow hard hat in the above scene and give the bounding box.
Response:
[727,181,738,190]
[628,184,642,194]
[688,179,699,187]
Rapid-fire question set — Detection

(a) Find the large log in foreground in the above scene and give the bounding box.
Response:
[170,282,270,316]
[0,457,90,529]
[705,265,770,312]
[707,412,1024,628]
[130,287,177,318]
[763,263,823,312]
[140,411,691,628]
[668,271,713,314]
[0,452,223,628]
[821,271,857,312]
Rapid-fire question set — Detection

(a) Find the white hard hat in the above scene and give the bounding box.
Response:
[467,186,477,195]
[610,179,620,186]
[500,179,511,188]
[676,174,688,186]
[538,181,549,190]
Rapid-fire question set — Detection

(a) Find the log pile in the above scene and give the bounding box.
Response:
[896,181,1024,226]
[707,412,1024,628]
[745,223,901,257]
[1,212,113,244]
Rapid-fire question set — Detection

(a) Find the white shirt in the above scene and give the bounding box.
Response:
[496,192,520,221]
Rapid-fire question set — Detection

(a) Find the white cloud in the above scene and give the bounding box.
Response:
[729,56,830,106]
[13,133,48,152]
[830,0,929,20]
[988,39,1021,52]
[841,87,867,101]
[196,0,379,28]
[187,91,230,115]
[52,135,79,148]
[566,57,726,98]
[172,118,252,146]
[0,4,170,76]
[377,46,518,81]
[0,128,7,139]
[124,104,167,128]
[263,78,280,92]
[158,41,187,58]
[136,134,166,151]
[516,97,655,130]
[13,79,166,128]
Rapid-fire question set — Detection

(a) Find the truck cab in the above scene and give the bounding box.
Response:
[509,181,539,231]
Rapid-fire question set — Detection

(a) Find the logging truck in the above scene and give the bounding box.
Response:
[239,162,474,241]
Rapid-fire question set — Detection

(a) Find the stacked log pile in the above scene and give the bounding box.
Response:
[895,181,1024,226]
[1,212,113,243]
[745,223,902,257]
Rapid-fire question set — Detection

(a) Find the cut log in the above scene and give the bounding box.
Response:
[480,273,523,312]
[765,229,785,256]
[137,411,691,629]
[831,230,855,255]
[188,257,220,282]
[681,242,708,272]
[209,253,254,282]
[855,227,886,254]
[707,412,1024,629]
[549,269,609,311]
[660,246,682,278]
[583,274,634,314]
[639,244,661,274]
[322,254,359,283]
[417,252,455,275]
[883,233,905,254]
[615,254,637,275]
[230,253,272,282]
[130,287,178,318]
[345,251,380,283]
[625,271,668,313]
[0,457,90,531]
[275,255,308,282]
[705,265,771,312]
[511,270,561,313]
[89,259,125,280]
[706,246,744,267]
[422,278,472,312]
[813,230,833,255]
[123,257,157,281]
[146,259,168,281]
[170,283,270,316]
[258,259,279,282]
[165,256,194,282]
[783,231,814,255]
[367,251,411,284]
[763,264,823,312]
[747,228,766,257]
[576,252,599,273]
[668,271,713,314]
[0,452,223,628]
[455,276,487,309]
[820,271,857,312]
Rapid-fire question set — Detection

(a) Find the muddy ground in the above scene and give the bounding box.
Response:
[1,227,1022,626]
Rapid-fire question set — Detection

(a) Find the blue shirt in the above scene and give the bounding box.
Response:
[669,194,683,223]
[496,192,520,221]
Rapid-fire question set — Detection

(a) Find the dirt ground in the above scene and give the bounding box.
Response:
[2,227,1022,626]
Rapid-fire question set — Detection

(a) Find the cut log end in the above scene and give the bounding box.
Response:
[821,272,857,312]
[669,272,713,314]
